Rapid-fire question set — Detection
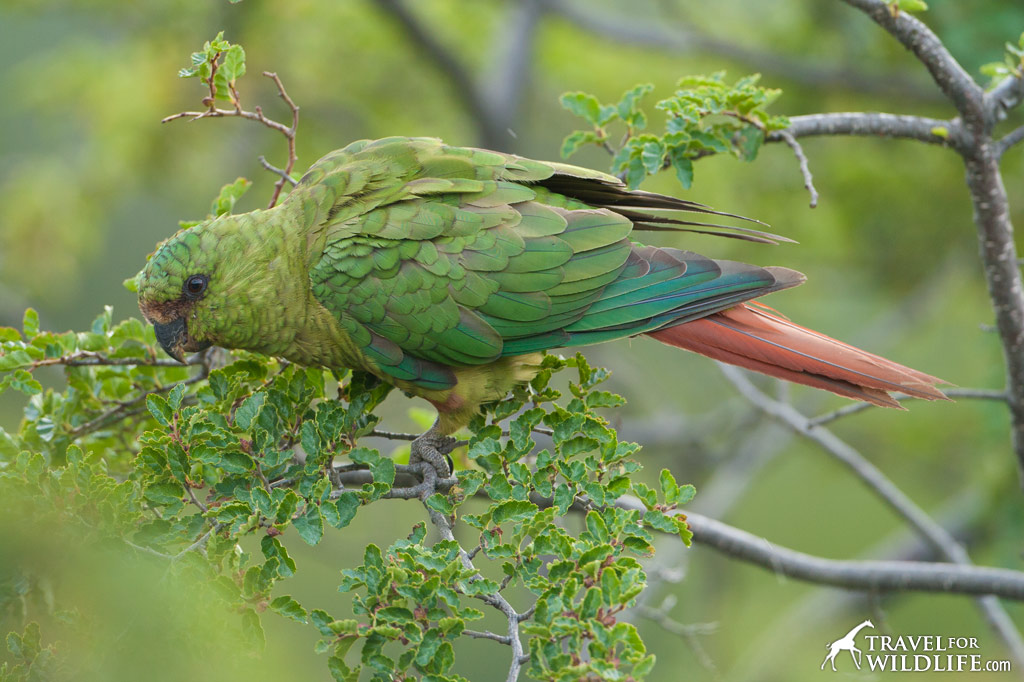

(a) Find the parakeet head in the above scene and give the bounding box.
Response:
[137,212,290,362]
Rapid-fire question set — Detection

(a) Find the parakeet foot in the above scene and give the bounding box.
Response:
[410,422,456,480]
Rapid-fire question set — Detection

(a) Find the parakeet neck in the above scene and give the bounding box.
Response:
[197,202,313,357]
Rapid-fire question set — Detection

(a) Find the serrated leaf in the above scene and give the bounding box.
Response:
[491,499,537,525]
[293,504,324,545]
[560,92,602,125]
[560,130,601,159]
[270,595,308,623]
[235,392,266,430]
[221,44,246,82]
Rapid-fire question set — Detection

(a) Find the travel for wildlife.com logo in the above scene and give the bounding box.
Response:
[821,620,1011,673]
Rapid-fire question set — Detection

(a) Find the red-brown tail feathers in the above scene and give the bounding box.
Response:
[646,303,948,407]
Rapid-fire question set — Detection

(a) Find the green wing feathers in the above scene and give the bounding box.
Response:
[301,136,799,390]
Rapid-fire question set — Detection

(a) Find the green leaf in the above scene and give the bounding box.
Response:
[270,595,308,623]
[560,130,601,159]
[559,92,602,125]
[235,392,266,430]
[293,504,324,545]
[146,394,173,427]
[668,147,694,189]
[735,124,765,161]
[144,481,185,506]
[491,499,538,525]
[640,140,665,175]
[0,350,34,371]
[22,308,39,339]
[327,492,360,529]
[221,44,247,82]
[895,0,928,12]
[585,511,610,543]
[210,177,251,216]
[425,494,454,515]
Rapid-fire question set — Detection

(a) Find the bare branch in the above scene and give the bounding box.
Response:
[839,0,985,128]
[774,130,818,207]
[31,351,205,370]
[530,490,1024,603]
[679,507,1024,600]
[776,112,963,148]
[483,0,542,133]
[258,156,297,187]
[463,629,513,645]
[424,503,527,682]
[261,71,300,208]
[68,374,206,440]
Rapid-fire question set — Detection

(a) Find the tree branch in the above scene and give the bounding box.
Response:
[680,507,1024,600]
[985,74,1024,125]
[838,0,985,128]
[424,502,527,682]
[776,112,963,148]
[718,365,1024,659]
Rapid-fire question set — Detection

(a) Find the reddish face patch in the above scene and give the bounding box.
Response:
[138,297,192,325]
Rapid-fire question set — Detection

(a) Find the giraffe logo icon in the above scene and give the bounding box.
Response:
[821,620,875,672]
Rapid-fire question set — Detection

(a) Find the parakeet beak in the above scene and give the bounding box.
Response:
[154,318,188,363]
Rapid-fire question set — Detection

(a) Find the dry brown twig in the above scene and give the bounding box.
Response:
[162,68,299,209]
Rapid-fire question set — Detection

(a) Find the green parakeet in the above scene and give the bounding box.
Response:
[137,137,946,476]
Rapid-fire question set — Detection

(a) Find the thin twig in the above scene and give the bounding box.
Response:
[775,129,818,207]
[261,71,300,208]
[425,505,527,682]
[258,155,298,187]
[68,374,207,440]
[463,629,513,645]
[163,72,298,209]
[636,598,720,677]
[30,351,204,369]
[809,387,1008,427]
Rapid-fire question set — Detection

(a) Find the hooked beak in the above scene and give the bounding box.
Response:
[153,318,210,363]
[154,318,188,363]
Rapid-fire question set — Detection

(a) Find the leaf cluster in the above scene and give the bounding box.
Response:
[177,30,247,105]
[560,73,789,190]
[0,312,694,681]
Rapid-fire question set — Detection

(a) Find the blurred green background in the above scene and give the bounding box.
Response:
[1,0,1023,679]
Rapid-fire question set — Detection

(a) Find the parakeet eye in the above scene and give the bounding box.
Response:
[183,274,208,299]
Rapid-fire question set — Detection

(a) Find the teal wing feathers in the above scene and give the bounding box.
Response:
[301,137,801,389]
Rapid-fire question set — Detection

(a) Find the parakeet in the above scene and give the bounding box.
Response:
[137,137,946,476]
